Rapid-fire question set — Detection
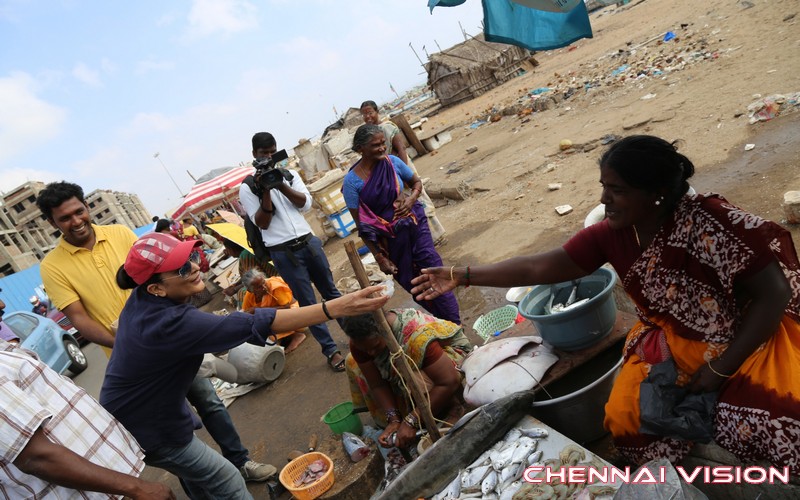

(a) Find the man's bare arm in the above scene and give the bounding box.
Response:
[62,301,115,348]
[14,427,175,499]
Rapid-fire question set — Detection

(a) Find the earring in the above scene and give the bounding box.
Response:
[655,196,664,206]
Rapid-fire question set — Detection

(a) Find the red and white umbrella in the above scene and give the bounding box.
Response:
[171,165,254,220]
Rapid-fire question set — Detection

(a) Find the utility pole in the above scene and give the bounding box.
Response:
[153,152,184,197]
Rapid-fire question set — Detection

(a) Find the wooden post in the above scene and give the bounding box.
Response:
[390,114,429,156]
[343,241,442,443]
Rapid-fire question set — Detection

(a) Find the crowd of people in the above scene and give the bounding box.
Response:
[1,103,798,497]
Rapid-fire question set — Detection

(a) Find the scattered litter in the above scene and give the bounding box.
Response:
[548,183,563,191]
[600,134,619,145]
[515,194,525,200]
[466,146,479,154]
[555,205,574,216]
[530,87,552,95]
[641,93,657,100]
[559,139,573,150]
[469,120,488,129]
[744,144,755,151]
[663,31,676,42]
[746,92,800,124]
[611,64,630,77]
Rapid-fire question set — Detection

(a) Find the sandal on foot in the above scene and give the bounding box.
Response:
[327,351,345,372]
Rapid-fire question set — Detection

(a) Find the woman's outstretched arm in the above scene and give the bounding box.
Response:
[411,248,589,301]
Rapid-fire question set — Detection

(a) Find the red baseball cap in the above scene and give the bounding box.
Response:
[124,233,202,285]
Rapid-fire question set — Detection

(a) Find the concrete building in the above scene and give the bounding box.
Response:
[86,189,151,228]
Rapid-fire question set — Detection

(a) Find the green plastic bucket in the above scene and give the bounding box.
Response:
[323,401,363,435]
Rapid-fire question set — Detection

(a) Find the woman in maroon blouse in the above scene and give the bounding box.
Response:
[411,135,800,473]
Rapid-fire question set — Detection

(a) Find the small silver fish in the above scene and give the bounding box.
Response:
[519,427,549,439]
[461,464,491,490]
[526,450,544,466]
[432,474,461,500]
[481,470,499,495]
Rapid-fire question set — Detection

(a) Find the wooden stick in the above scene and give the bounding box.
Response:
[343,241,442,443]
[390,113,429,156]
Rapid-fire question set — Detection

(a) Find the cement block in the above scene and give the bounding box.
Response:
[784,191,800,224]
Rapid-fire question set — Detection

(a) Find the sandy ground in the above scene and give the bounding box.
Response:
[138,0,800,497]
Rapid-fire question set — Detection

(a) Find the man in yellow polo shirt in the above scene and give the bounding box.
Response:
[36,181,276,484]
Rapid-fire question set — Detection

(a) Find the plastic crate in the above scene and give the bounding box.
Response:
[279,452,334,500]
[473,304,519,343]
[327,208,355,238]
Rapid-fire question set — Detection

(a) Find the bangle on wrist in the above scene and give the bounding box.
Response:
[321,300,334,320]
[403,412,419,429]
[385,408,401,423]
[707,359,733,378]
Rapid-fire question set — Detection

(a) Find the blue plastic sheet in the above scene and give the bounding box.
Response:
[429,0,593,51]
[428,0,467,12]
[481,0,593,51]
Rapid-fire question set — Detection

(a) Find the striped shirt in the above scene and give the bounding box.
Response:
[0,341,144,499]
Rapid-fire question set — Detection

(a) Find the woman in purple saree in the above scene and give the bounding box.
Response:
[342,124,460,324]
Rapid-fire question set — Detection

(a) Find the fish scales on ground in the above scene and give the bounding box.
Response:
[376,390,536,499]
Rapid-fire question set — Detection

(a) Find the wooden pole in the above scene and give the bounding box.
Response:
[343,241,442,443]
[390,114,429,157]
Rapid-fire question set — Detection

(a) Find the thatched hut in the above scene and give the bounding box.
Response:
[425,33,532,107]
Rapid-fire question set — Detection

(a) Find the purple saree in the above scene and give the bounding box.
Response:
[356,157,460,324]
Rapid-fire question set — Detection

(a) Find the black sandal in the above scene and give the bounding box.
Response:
[327,351,346,372]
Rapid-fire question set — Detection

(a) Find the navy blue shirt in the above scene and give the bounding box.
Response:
[99,287,276,452]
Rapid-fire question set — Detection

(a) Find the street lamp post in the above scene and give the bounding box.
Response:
[153,152,184,198]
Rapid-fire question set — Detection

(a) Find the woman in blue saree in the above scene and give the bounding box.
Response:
[342,124,460,324]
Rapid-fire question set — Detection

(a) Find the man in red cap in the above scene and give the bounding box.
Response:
[36,181,276,482]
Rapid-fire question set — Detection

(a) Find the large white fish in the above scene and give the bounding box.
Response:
[431,474,461,500]
[463,344,558,406]
[461,336,542,387]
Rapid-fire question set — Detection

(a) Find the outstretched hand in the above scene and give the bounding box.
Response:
[410,267,456,301]
[331,285,391,316]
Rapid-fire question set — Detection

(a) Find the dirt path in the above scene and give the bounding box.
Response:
[140,1,799,497]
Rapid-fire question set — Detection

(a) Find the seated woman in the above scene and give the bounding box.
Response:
[241,269,306,353]
[218,236,278,309]
[342,124,461,324]
[100,233,388,498]
[412,135,800,473]
[342,308,472,449]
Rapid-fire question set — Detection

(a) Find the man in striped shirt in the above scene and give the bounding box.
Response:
[0,340,174,499]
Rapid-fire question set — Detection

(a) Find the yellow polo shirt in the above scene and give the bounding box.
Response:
[41,224,138,357]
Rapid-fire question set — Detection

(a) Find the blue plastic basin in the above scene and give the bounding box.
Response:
[518,267,617,351]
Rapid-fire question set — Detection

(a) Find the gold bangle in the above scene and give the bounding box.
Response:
[707,359,733,378]
[449,265,455,282]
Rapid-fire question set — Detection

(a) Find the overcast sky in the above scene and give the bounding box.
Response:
[0,0,484,217]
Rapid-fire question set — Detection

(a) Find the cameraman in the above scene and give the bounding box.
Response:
[239,132,347,372]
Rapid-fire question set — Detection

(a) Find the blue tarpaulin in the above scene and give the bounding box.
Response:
[430,0,593,51]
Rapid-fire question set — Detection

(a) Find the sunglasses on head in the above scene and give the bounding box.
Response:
[163,251,201,281]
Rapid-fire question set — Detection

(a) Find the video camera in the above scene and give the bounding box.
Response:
[252,149,293,191]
